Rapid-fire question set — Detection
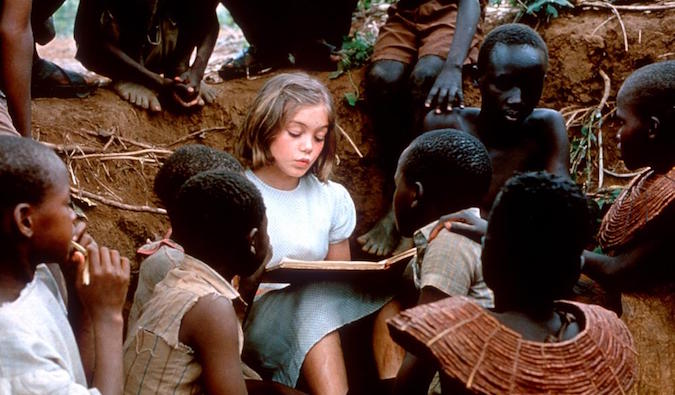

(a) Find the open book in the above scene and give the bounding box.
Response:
[262,248,416,283]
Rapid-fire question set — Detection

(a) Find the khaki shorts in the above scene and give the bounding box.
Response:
[372,0,484,65]
[0,93,20,137]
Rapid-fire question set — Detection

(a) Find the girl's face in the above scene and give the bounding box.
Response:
[268,104,329,180]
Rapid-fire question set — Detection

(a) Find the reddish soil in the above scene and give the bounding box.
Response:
[31,5,675,394]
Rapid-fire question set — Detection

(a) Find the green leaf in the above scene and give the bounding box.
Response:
[344,92,358,107]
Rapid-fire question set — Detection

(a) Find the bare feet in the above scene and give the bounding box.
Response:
[357,210,400,257]
[113,81,161,112]
[199,81,218,105]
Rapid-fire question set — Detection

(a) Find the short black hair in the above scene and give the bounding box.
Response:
[0,136,65,209]
[154,145,243,210]
[171,169,265,275]
[619,60,675,120]
[477,23,548,74]
[400,129,492,208]
[483,172,591,304]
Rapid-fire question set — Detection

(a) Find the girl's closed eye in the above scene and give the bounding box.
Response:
[314,133,327,142]
[287,129,302,138]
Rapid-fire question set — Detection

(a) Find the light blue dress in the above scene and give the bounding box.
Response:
[242,170,391,386]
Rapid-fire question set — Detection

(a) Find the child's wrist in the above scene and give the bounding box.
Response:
[90,309,124,326]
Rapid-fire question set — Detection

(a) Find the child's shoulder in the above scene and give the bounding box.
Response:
[423,107,480,133]
[523,108,567,141]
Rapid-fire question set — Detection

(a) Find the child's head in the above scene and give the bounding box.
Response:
[393,129,492,236]
[477,23,548,124]
[616,60,675,172]
[0,136,75,265]
[237,72,337,182]
[481,172,591,308]
[170,169,269,278]
[154,144,243,211]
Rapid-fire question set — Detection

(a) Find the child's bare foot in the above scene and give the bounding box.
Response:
[357,210,400,257]
[200,81,218,105]
[113,81,161,112]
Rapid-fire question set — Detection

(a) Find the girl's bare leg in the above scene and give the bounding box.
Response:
[301,330,349,395]
[372,299,405,379]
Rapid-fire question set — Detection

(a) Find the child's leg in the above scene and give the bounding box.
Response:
[372,299,405,379]
[359,60,410,256]
[409,55,445,131]
[301,331,349,395]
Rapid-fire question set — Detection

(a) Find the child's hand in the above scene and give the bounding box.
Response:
[74,240,130,322]
[429,208,487,244]
[425,64,464,114]
[170,73,203,108]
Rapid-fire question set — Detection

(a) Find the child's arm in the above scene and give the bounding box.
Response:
[424,0,480,113]
[179,294,248,395]
[75,239,130,395]
[325,240,351,261]
[0,0,32,137]
[173,7,219,106]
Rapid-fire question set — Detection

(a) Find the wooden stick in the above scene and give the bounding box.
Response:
[603,168,648,178]
[70,187,167,215]
[71,148,172,160]
[42,141,100,154]
[336,123,364,158]
[596,70,611,190]
[579,2,675,12]
[71,241,90,286]
[591,15,615,36]
[165,126,229,147]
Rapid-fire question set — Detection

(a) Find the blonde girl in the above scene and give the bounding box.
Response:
[238,73,393,394]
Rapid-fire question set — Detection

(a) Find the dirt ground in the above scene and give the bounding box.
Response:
[32,4,674,394]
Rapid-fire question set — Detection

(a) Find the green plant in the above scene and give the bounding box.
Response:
[329,32,375,106]
[491,0,574,20]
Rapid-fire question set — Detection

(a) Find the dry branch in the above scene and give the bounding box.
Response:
[579,1,675,12]
[166,126,229,147]
[596,70,611,190]
[42,141,100,154]
[71,148,172,160]
[70,187,167,215]
[336,123,364,158]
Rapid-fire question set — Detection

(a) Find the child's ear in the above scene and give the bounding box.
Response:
[469,64,480,87]
[648,116,661,140]
[247,227,259,255]
[410,181,424,208]
[13,203,34,238]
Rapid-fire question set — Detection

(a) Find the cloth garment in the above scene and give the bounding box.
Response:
[123,252,252,395]
[0,92,20,137]
[372,0,485,65]
[127,244,185,334]
[412,209,494,308]
[242,170,392,386]
[0,264,100,395]
[388,296,638,394]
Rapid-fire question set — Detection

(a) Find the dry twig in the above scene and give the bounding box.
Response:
[336,123,364,158]
[596,70,611,190]
[579,1,675,12]
[165,126,229,147]
[70,187,167,215]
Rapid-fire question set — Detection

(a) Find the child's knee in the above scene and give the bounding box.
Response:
[367,60,408,93]
[409,56,444,91]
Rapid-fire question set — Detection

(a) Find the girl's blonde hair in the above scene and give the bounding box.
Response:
[237,72,338,182]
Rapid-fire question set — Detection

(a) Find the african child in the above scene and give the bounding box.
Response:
[74,0,220,112]
[388,172,637,395]
[359,0,487,256]
[0,135,130,394]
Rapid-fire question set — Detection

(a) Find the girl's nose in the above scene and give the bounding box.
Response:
[300,135,313,151]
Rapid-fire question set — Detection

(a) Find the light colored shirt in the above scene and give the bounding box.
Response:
[124,253,247,395]
[413,209,494,308]
[246,170,356,266]
[0,264,100,395]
